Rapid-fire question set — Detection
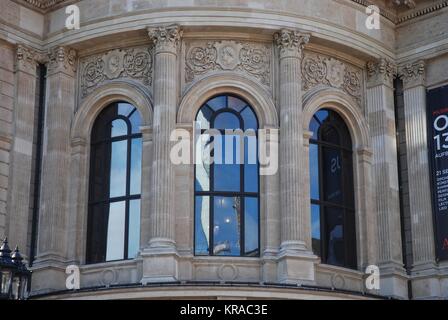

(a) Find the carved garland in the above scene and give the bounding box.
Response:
[80,47,153,98]
[302,53,363,105]
[185,40,271,87]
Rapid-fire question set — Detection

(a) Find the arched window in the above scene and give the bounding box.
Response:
[309,109,357,269]
[86,102,142,264]
[194,95,259,257]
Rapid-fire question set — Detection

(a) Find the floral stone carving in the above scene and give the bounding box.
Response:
[80,46,153,98]
[185,40,271,87]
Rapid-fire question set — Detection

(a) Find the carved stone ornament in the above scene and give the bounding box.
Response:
[302,52,363,105]
[185,40,271,86]
[80,46,153,98]
[366,58,397,87]
[274,29,310,58]
[48,46,77,74]
[398,60,425,89]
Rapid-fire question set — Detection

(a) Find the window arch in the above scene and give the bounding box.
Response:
[194,95,260,257]
[86,102,142,264]
[309,109,357,269]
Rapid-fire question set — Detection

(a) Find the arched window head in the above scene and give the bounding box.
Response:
[309,109,357,269]
[87,102,142,264]
[194,95,260,257]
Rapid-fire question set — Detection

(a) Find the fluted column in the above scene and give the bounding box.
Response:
[35,47,77,264]
[275,29,316,284]
[140,25,182,284]
[7,45,41,259]
[399,61,440,298]
[366,58,407,298]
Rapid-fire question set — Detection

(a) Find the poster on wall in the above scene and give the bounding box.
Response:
[427,85,448,262]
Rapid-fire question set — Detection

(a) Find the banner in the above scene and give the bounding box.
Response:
[427,85,448,262]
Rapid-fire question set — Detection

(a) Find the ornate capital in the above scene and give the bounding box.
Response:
[15,45,48,74]
[366,58,397,88]
[47,46,78,76]
[147,25,183,54]
[274,29,310,59]
[398,60,425,89]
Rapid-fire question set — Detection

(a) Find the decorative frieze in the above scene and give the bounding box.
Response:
[398,60,425,89]
[80,46,153,98]
[366,58,397,88]
[185,40,271,87]
[302,52,363,105]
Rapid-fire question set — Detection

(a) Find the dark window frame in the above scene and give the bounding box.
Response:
[194,94,261,258]
[309,109,357,269]
[86,101,142,264]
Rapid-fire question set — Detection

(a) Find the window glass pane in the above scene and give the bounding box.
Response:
[214,135,240,192]
[214,112,240,130]
[129,109,142,134]
[207,96,227,111]
[315,109,329,123]
[128,200,140,259]
[106,201,126,261]
[324,206,344,267]
[241,107,257,131]
[311,204,321,257]
[213,197,241,256]
[196,106,213,130]
[130,138,142,195]
[109,140,128,198]
[111,119,128,138]
[321,125,340,145]
[322,147,343,204]
[195,134,211,192]
[309,143,320,200]
[87,203,108,263]
[309,116,320,140]
[118,103,134,117]
[244,197,259,256]
[195,196,210,255]
[228,96,247,112]
[244,134,258,193]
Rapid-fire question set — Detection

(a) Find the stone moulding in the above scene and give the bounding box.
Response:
[185,40,272,88]
[79,46,153,99]
[302,52,363,106]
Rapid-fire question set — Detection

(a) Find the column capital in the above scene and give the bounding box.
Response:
[47,46,78,76]
[366,58,397,88]
[147,25,183,54]
[398,60,425,90]
[274,29,310,59]
[16,44,46,74]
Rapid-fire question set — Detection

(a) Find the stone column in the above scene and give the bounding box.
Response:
[7,45,40,259]
[140,25,182,283]
[0,42,15,239]
[33,47,77,292]
[274,29,316,284]
[399,60,440,299]
[366,58,407,298]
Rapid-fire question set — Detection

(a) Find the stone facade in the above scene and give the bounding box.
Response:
[1,0,448,300]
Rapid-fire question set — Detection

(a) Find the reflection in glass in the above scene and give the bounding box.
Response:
[109,140,127,198]
[213,197,240,256]
[244,197,259,256]
[194,95,259,257]
[130,138,142,195]
[111,119,128,137]
[311,204,321,257]
[195,196,210,255]
[128,200,140,259]
[87,102,143,264]
[308,108,356,269]
[106,201,126,261]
